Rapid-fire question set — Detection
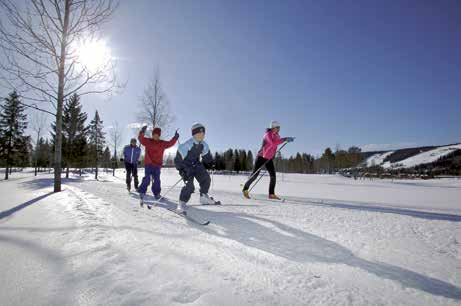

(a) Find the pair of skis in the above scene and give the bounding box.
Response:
[140,197,220,226]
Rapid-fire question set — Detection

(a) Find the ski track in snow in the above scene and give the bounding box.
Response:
[0,169,461,305]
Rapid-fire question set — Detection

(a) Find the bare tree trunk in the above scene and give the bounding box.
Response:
[54,0,71,192]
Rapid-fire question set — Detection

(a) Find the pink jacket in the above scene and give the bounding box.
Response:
[258,131,286,160]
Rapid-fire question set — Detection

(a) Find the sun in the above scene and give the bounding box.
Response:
[76,38,112,72]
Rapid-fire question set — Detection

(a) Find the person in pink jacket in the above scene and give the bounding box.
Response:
[243,121,295,200]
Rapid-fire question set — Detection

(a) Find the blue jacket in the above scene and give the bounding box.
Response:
[175,137,213,171]
[123,145,141,165]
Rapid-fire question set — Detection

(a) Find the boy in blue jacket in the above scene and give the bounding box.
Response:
[122,138,141,191]
[174,123,218,213]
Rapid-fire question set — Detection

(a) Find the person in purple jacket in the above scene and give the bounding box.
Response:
[121,138,142,192]
[242,121,295,200]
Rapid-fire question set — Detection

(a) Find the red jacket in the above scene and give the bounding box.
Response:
[138,132,177,167]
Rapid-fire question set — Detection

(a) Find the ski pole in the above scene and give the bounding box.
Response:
[248,170,267,192]
[154,177,183,203]
[245,141,289,184]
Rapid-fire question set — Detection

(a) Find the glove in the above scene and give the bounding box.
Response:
[174,129,179,139]
[140,126,147,134]
[120,158,124,162]
[285,137,295,143]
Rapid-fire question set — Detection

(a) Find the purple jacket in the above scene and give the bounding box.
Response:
[258,131,286,160]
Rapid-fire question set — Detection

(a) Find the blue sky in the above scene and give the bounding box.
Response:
[67,1,461,156]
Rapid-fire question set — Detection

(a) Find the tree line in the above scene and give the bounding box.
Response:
[0,91,117,180]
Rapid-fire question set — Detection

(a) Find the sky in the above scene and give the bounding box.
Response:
[13,0,461,156]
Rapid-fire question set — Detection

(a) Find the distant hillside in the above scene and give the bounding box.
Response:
[363,143,461,170]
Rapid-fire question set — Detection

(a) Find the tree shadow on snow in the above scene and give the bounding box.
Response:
[19,177,84,191]
[192,208,461,300]
[0,192,54,221]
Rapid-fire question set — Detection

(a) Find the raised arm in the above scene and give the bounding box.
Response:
[138,131,149,146]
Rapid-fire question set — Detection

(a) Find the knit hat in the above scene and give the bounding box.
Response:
[191,123,205,136]
[270,120,281,129]
[152,127,161,136]
[130,138,137,144]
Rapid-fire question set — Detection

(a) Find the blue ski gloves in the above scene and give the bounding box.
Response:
[285,137,295,143]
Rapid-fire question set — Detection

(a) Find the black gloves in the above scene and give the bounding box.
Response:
[140,126,147,134]
[174,129,179,139]
[120,158,124,162]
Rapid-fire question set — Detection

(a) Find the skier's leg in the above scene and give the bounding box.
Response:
[266,159,276,195]
[243,156,266,190]
[133,165,139,189]
[138,165,152,195]
[196,165,211,195]
[151,166,161,198]
[179,178,195,203]
[125,162,132,187]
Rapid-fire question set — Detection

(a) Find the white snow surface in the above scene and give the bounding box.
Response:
[365,144,461,169]
[365,151,394,167]
[1,169,461,305]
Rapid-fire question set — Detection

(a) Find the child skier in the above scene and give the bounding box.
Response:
[122,138,141,191]
[138,126,179,204]
[174,123,218,213]
[242,121,294,200]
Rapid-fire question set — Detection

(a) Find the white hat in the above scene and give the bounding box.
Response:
[270,120,281,129]
[191,122,205,135]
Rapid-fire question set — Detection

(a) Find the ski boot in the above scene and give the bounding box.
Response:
[127,184,131,192]
[242,189,250,199]
[269,194,282,200]
[176,201,187,214]
[200,193,221,205]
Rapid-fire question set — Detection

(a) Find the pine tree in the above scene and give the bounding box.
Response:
[0,91,31,179]
[87,110,105,180]
[62,93,88,178]
[239,149,248,171]
[224,149,234,171]
[233,149,241,172]
[102,146,111,170]
[247,150,254,170]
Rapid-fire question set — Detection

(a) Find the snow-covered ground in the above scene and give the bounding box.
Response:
[1,169,461,305]
[365,144,461,169]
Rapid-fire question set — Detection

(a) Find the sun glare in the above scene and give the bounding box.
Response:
[76,39,112,72]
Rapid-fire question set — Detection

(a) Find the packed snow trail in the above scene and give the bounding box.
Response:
[1,170,461,305]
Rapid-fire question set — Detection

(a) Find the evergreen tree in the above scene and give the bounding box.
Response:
[224,149,234,171]
[87,110,105,180]
[233,149,241,172]
[0,91,31,179]
[321,147,335,173]
[239,149,248,171]
[62,93,88,178]
[247,150,254,169]
[102,146,111,170]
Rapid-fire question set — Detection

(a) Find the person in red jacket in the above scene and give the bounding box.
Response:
[138,126,179,201]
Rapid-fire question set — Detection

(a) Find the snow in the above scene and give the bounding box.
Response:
[365,144,461,169]
[1,169,461,305]
[365,151,394,167]
[391,144,461,169]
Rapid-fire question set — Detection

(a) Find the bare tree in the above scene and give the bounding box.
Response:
[108,121,122,176]
[137,72,175,134]
[0,0,121,192]
[30,111,48,176]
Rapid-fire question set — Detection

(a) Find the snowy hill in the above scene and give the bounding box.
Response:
[1,169,461,305]
[364,143,461,169]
